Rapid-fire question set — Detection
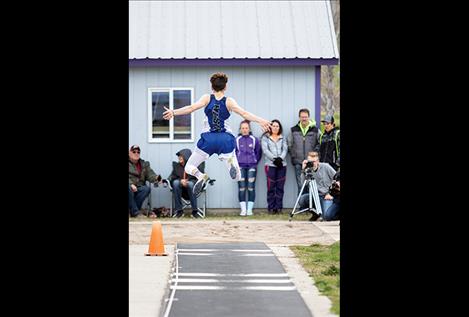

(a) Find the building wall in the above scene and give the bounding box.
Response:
[129,66,317,209]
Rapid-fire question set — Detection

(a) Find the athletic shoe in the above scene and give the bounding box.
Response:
[193,173,209,196]
[309,212,320,221]
[227,157,237,179]
[173,210,184,218]
[191,211,203,219]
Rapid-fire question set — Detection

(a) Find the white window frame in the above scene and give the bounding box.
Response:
[148,87,195,143]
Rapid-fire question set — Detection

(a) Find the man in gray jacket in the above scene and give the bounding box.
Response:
[287,108,322,194]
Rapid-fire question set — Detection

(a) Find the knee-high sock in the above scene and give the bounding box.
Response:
[185,149,209,179]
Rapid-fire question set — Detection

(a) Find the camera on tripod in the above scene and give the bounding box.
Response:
[304,161,315,179]
[290,159,322,220]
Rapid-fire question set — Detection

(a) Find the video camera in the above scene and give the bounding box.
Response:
[304,161,315,180]
[329,180,340,197]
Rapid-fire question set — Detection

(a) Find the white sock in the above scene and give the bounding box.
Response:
[185,148,209,180]
[247,201,254,215]
[219,151,241,181]
[239,202,247,216]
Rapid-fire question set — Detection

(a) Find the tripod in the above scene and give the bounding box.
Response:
[289,173,323,221]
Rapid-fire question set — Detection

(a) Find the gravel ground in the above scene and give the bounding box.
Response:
[129,220,339,245]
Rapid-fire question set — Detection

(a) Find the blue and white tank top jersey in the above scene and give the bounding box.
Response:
[201,94,233,135]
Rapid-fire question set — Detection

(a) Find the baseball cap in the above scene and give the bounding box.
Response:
[321,114,334,123]
[130,145,140,151]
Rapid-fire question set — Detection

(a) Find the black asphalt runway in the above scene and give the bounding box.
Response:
[163,242,312,317]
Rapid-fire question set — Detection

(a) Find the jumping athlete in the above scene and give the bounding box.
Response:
[163,72,272,196]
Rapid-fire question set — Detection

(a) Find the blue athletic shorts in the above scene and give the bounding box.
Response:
[196,132,236,156]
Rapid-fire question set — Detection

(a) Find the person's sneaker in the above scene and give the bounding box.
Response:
[309,212,320,221]
[227,157,237,179]
[193,174,209,196]
[173,210,184,218]
[246,209,253,216]
[239,210,247,216]
[191,211,202,218]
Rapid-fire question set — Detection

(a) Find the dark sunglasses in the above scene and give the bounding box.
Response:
[132,150,140,154]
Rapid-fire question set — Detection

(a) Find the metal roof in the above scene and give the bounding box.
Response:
[129,0,339,60]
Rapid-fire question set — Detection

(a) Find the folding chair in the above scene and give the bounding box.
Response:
[163,167,216,218]
[145,181,158,217]
[163,179,215,218]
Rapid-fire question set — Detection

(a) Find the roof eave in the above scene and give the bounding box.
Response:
[128,58,339,67]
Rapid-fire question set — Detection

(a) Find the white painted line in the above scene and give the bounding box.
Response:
[243,286,297,291]
[176,253,213,256]
[163,243,179,317]
[173,273,221,277]
[242,273,289,277]
[241,279,292,284]
[176,249,272,253]
[241,254,275,257]
[172,278,219,283]
[170,285,296,291]
[230,249,272,252]
[172,278,292,284]
[173,273,289,277]
[178,253,273,256]
[176,249,217,252]
[170,285,225,290]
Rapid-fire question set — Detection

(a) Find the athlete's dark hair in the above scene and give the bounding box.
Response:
[210,72,228,92]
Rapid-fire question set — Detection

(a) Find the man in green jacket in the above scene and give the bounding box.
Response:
[129,145,162,217]
[287,108,322,194]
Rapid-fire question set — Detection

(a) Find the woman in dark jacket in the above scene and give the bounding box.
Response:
[235,120,262,216]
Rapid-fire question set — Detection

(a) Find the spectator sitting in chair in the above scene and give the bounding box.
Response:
[169,149,203,218]
[129,145,162,217]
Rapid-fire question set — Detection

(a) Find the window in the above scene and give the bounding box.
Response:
[148,88,194,143]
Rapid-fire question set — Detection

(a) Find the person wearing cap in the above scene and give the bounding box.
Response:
[168,149,202,218]
[319,114,340,171]
[287,108,322,194]
[128,145,162,217]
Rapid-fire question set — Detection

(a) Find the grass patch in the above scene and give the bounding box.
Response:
[291,242,340,315]
[129,211,312,222]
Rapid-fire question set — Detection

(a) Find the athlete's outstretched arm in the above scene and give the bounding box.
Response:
[163,94,210,120]
[227,97,272,132]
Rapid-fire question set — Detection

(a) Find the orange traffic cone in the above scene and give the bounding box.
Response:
[144,221,168,256]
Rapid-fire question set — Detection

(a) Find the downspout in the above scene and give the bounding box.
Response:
[315,65,321,126]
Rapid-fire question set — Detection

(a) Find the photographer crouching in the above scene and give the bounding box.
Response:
[298,151,338,221]
[325,170,340,221]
